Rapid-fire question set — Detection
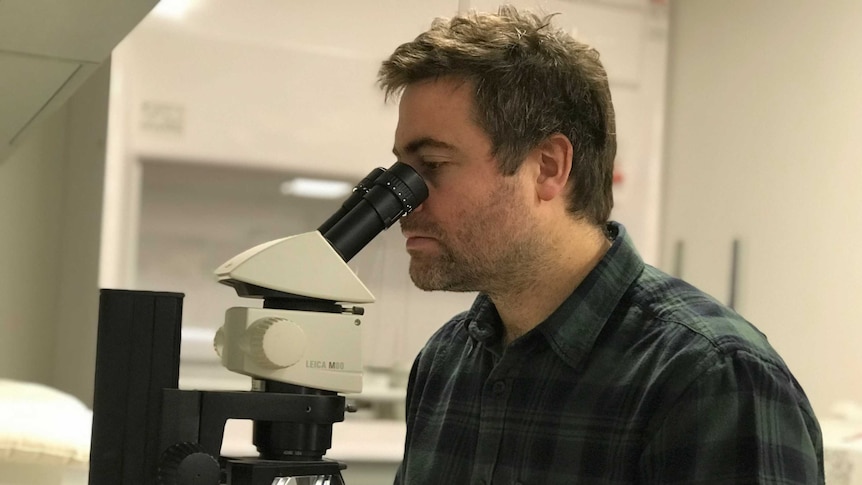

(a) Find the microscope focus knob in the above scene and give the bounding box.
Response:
[245,317,306,369]
[213,327,225,358]
[157,442,220,485]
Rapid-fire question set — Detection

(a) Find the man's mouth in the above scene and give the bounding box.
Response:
[404,235,439,251]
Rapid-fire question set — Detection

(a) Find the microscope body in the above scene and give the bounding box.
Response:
[215,230,372,395]
[88,162,427,485]
[219,306,363,394]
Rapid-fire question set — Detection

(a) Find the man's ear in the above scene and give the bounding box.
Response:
[534,133,573,202]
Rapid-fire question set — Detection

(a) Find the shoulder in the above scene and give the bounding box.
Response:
[595,263,813,418]
[625,264,786,369]
[618,265,819,432]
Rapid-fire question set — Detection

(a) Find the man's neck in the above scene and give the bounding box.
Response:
[490,223,611,346]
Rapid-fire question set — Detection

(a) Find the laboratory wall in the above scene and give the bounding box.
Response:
[0,61,109,405]
[104,0,668,374]
[662,0,862,415]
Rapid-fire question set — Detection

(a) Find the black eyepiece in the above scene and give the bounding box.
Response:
[316,167,385,235]
[318,162,427,262]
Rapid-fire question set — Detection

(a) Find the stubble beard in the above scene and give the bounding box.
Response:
[404,181,542,295]
[407,241,480,292]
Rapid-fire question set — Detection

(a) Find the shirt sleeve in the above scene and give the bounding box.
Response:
[638,349,824,484]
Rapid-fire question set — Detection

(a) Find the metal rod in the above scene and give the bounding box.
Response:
[728,239,740,311]
[672,240,684,278]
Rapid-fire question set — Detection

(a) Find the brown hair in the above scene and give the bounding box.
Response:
[378,5,616,224]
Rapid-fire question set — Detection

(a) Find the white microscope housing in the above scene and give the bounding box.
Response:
[211,161,427,396]
[214,231,373,394]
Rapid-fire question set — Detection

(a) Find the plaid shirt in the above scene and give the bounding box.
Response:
[394,222,823,485]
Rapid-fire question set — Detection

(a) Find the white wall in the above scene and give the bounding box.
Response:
[102,0,669,376]
[0,93,67,386]
[116,0,463,179]
[52,62,111,405]
[0,62,109,405]
[662,0,862,415]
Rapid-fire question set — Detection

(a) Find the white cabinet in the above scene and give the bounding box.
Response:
[0,53,80,156]
[114,0,463,179]
[0,0,158,161]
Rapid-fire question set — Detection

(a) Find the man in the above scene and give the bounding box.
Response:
[378,6,823,485]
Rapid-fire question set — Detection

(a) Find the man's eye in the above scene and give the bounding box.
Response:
[421,161,445,171]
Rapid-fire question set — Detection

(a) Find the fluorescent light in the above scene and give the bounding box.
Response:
[280,177,352,199]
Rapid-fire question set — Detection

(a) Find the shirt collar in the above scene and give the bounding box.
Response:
[465,222,645,367]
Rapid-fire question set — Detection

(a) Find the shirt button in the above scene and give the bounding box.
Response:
[493,380,506,395]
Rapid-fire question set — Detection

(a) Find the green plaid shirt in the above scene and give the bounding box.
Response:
[394,223,823,484]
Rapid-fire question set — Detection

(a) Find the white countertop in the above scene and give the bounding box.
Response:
[821,417,862,485]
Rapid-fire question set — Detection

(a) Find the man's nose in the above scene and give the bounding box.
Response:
[400,204,423,228]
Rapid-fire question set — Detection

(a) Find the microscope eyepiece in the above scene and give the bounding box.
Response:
[316,167,385,235]
[320,161,427,262]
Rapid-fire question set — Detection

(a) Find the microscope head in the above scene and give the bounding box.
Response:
[214,231,375,304]
[215,161,427,304]
[212,162,428,392]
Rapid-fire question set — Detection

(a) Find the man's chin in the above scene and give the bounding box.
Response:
[408,265,443,291]
[408,263,477,293]
[407,259,452,291]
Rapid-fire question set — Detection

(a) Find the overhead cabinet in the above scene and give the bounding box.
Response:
[0,0,159,161]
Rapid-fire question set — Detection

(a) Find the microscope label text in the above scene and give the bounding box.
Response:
[306,360,345,370]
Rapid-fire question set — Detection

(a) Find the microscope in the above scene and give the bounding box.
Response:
[87,162,427,485]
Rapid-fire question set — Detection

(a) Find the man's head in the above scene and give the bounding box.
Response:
[378,5,616,225]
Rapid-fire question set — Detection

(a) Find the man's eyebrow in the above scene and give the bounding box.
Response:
[392,137,457,157]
